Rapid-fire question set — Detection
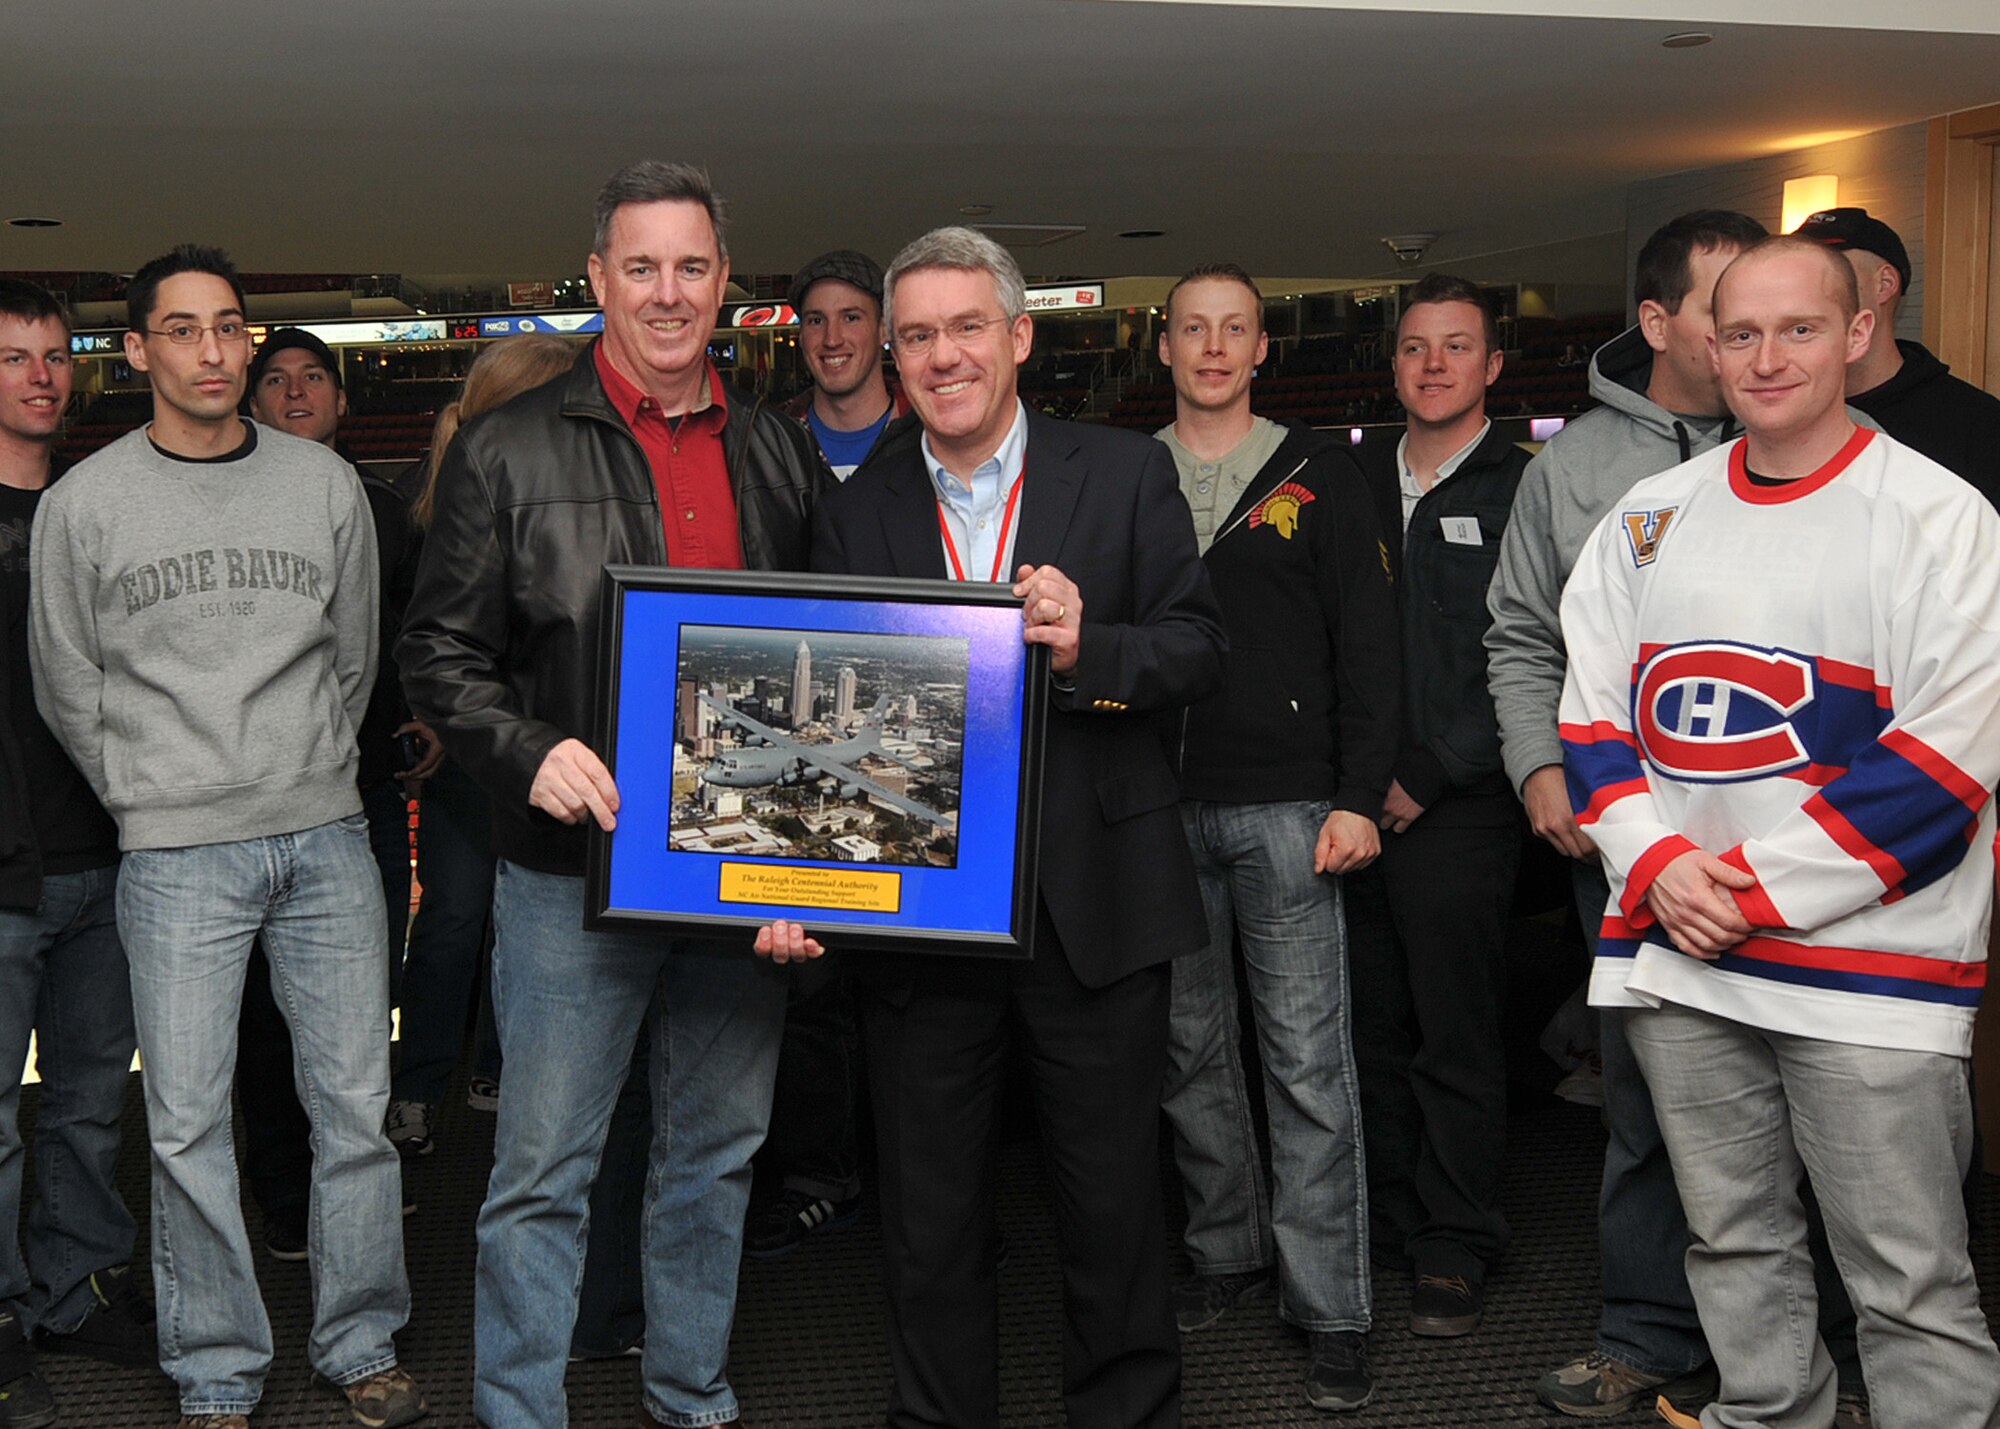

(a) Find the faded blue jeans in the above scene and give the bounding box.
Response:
[1160,799,1370,1333]
[0,865,135,1336]
[474,861,786,1428]
[117,816,408,1417]
[1629,1003,2000,1429]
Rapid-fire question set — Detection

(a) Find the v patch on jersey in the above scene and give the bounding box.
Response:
[1622,506,1677,567]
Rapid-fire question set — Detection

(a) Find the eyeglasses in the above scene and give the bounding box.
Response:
[890,314,1010,357]
[146,320,252,346]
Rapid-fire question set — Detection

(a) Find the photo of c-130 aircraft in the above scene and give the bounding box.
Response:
[695,691,954,830]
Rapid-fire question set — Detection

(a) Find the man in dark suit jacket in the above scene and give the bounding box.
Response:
[758,226,1226,1429]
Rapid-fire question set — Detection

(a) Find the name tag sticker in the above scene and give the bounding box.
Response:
[1441,516,1483,546]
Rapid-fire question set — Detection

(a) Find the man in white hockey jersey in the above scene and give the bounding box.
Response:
[1558,235,2000,1429]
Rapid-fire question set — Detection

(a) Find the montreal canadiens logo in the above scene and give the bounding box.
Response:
[1635,642,1813,782]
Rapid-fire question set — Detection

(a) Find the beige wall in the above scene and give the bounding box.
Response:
[1623,122,1929,340]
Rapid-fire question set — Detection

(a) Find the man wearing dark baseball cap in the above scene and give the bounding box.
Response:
[1794,206,2000,508]
[247,327,347,450]
[783,249,907,479]
[242,323,431,1259]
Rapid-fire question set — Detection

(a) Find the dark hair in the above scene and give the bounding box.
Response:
[1398,272,1499,351]
[1163,263,1264,329]
[0,278,70,335]
[126,244,248,333]
[1634,210,1768,315]
[593,160,728,260]
[1717,235,1862,324]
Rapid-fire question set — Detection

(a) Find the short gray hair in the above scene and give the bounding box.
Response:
[882,226,1026,332]
[593,160,728,260]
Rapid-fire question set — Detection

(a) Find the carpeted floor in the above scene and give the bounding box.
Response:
[21,1068,2000,1427]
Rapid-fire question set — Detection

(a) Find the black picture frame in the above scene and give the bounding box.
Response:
[584,565,1046,959]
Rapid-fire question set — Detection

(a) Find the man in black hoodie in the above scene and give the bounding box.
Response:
[1793,206,2000,509]
[1153,264,1400,1412]
[1348,273,1528,1341]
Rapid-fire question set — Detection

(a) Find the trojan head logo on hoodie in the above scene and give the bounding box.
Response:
[1248,481,1315,539]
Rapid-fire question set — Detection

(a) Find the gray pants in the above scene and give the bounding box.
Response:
[1628,1002,2000,1429]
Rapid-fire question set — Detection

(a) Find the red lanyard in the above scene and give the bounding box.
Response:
[937,468,1025,583]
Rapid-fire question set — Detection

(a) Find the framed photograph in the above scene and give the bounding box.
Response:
[584,566,1047,958]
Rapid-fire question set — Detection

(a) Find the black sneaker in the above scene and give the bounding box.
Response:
[1171,1266,1275,1332]
[744,1188,861,1259]
[266,1207,309,1263]
[0,1310,55,1429]
[385,1100,434,1159]
[0,1371,55,1429]
[1407,1271,1483,1338]
[35,1264,157,1369]
[1306,1330,1373,1412]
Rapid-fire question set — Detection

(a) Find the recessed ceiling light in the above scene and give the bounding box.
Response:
[1661,31,1712,48]
[959,203,994,217]
[1117,229,1166,239]
[7,217,62,228]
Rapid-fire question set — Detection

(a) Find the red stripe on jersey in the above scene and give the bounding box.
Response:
[1882,729,1988,815]
[1804,793,1907,893]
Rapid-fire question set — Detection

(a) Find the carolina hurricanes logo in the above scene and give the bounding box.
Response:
[1249,481,1316,539]
[1622,506,1678,567]
[1635,642,1813,782]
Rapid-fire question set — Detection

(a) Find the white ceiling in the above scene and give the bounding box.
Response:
[6,1,2000,289]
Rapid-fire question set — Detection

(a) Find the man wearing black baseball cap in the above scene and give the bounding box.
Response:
[241,324,432,1257]
[1794,206,2000,507]
[247,327,348,450]
[783,249,907,479]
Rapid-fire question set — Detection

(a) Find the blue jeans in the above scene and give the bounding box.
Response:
[1160,800,1370,1333]
[1629,1004,2000,1429]
[475,861,786,1428]
[394,759,499,1106]
[0,865,135,1335]
[1574,859,1709,1376]
[117,817,409,1416]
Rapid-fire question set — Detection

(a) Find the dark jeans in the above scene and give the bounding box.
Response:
[757,958,862,1202]
[573,1029,650,1357]
[0,865,136,1335]
[238,781,409,1222]
[1347,806,1519,1279]
[393,759,500,1108]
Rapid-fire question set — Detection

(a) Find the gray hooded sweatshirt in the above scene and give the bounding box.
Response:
[29,422,377,850]
[1484,328,1733,793]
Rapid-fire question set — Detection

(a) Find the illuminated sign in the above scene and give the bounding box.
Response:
[507,281,556,308]
[293,319,446,345]
[1022,284,1103,313]
[69,333,121,354]
[728,304,797,328]
[482,313,603,336]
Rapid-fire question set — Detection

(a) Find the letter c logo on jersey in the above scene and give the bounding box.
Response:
[1635,642,1813,782]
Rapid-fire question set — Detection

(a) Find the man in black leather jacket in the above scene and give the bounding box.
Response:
[399,160,829,1429]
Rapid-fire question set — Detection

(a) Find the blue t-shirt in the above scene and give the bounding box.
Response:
[807,404,894,481]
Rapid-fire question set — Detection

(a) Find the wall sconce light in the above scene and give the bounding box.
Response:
[1781,175,1839,235]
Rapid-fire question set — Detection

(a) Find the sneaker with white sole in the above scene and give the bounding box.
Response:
[385,1100,433,1158]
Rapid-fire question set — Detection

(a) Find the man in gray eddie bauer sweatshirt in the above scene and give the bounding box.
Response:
[26,246,422,1426]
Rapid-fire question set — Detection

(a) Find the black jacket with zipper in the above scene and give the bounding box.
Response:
[397,346,832,875]
[1358,423,1528,820]
[1175,421,1400,818]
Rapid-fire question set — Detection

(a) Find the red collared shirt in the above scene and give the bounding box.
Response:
[594,344,744,570]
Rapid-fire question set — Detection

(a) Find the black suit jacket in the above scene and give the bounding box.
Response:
[813,408,1227,988]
